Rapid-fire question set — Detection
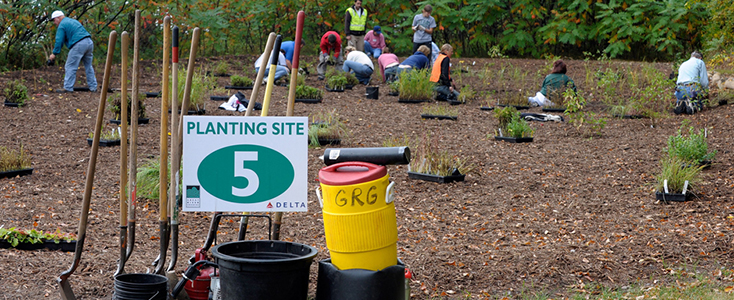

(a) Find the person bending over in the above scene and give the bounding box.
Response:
[48,10,97,93]
[397,45,430,77]
[343,46,374,85]
[317,31,344,80]
[378,47,400,83]
[674,51,708,115]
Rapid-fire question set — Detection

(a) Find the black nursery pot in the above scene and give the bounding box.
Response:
[325,85,344,92]
[407,170,465,184]
[494,136,534,143]
[420,114,457,121]
[655,191,690,202]
[87,138,121,147]
[295,98,323,104]
[0,168,33,179]
[110,118,150,125]
[3,101,25,107]
[224,85,253,90]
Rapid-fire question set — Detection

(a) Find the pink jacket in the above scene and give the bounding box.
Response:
[364,30,386,50]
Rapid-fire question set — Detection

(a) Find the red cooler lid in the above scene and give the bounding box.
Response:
[318,162,387,186]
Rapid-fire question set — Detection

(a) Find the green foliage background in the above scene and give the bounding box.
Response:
[0,0,729,70]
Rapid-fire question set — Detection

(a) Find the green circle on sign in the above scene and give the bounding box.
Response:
[198,144,294,204]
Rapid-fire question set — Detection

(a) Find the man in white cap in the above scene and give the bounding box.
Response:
[49,10,97,93]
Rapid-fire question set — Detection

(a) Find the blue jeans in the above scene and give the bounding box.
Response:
[343,61,373,84]
[65,38,96,91]
[364,43,382,59]
[255,65,289,82]
[675,84,703,109]
[384,66,398,82]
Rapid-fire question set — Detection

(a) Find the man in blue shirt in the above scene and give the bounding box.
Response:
[280,40,304,64]
[49,10,96,93]
[674,51,708,115]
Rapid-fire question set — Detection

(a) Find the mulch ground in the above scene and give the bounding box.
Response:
[1,55,733,299]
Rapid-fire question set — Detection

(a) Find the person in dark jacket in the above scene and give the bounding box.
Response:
[396,45,430,77]
[429,44,459,100]
[528,59,577,107]
[48,10,97,93]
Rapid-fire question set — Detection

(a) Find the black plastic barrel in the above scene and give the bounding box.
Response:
[322,147,410,166]
[113,273,168,300]
[211,240,318,300]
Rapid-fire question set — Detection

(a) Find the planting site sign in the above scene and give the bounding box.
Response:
[182,116,308,212]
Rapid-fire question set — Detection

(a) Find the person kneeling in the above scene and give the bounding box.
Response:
[430,44,459,101]
[343,46,374,85]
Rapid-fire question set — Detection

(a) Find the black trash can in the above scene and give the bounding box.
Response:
[365,86,379,99]
[211,240,318,300]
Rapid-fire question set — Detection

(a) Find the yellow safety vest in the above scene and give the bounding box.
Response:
[347,7,367,32]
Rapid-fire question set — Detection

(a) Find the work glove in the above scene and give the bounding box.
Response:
[417,25,426,31]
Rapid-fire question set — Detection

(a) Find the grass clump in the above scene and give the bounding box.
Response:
[107,92,147,121]
[344,71,359,86]
[308,109,349,147]
[655,155,703,194]
[295,85,323,100]
[3,79,29,105]
[422,104,458,117]
[457,85,476,104]
[505,116,534,138]
[171,67,208,111]
[409,133,473,176]
[665,120,716,165]
[398,69,433,100]
[0,145,31,172]
[498,91,529,107]
[230,75,253,87]
[493,106,517,130]
[89,128,121,140]
[213,60,229,75]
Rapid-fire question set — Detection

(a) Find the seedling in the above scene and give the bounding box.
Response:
[344,72,359,86]
[0,227,76,247]
[665,120,716,165]
[504,115,534,138]
[493,106,518,131]
[171,67,207,111]
[88,128,121,140]
[457,85,476,104]
[0,144,31,172]
[654,156,702,195]
[295,85,323,100]
[498,91,528,107]
[308,109,349,147]
[408,133,473,177]
[398,69,433,100]
[325,69,348,90]
[422,103,458,117]
[213,60,229,76]
[230,75,253,87]
[564,89,606,137]
[107,92,147,121]
[3,79,29,105]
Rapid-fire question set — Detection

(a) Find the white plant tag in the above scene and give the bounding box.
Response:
[663,179,669,194]
[682,180,689,195]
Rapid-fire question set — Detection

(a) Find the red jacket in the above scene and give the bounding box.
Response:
[320,31,342,58]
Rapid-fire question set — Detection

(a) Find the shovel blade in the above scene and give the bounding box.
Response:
[58,278,76,300]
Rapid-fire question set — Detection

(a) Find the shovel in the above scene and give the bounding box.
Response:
[58,30,117,300]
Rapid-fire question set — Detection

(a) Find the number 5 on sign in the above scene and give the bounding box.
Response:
[233,151,259,197]
[182,116,308,212]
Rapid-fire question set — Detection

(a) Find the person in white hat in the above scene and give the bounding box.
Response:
[49,10,97,93]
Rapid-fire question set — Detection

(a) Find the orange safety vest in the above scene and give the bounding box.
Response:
[430,53,449,83]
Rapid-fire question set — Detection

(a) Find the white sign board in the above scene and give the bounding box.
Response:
[182,116,308,212]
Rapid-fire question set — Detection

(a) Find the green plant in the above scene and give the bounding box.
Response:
[0,144,31,172]
[498,91,529,107]
[665,120,716,165]
[89,128,121,140]
[397,69,433,100]
[231,75,253,87]
[344,71,359,86]
[505,115,534,138]
[308,109,349,146]
[564,89,606,137]
[107,92,147,121]
[382,133,417,149]
[457,85,476,104]
[213,60,229,75]
[171,67,207,111]
[295,85,323,100]
[422,104,458,117]
[493,106,517,131]
[0,227,76,247]
[3,79,28,105]
[655,156,703,194]
[325,69,347,90]
[409,133,473,176]
[389,80,400,94]
[137,158,167,200]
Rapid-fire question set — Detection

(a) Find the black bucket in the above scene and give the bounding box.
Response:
[211,240,318,300]
[113,273,168,300]
[365,86,379,99]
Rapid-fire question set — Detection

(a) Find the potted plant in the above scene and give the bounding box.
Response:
[388,80,400,96]
[296,85,324,104]
[493,106,534,143]
[3,79,29,107]
[0,145,32,179]
[344,71,359,89]
[448,85,475,105]
[497,91,529,110]
[0,227,76,252]
[665,120,716,168]
[226,75,254,90]
[398,69,433,103]
[480,92,495,111]
[171,69,207,114]
[210,60,231,77]
[654,156,702,202]
[309,109,349,146]
[421,103,458,120]
[87,127,121,147]
[108,92,149,125]
[325,69,347,92]
[403,133,473,183]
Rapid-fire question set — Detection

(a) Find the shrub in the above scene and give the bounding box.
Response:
[655,156,703,194]
[493,106,517,131]
[0,145,31,172]
[325,70,347,90]
[295,85,323,100]
[505,115,534,138]
[665,120,716,164]
[213,60,229,75]
[398,69,433,100]
[344,71,359,86]
[308,109,349,146]
[3,79,29,105]
[107,92,147,121]
[0,227,75,247]
[231,75,253,87]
